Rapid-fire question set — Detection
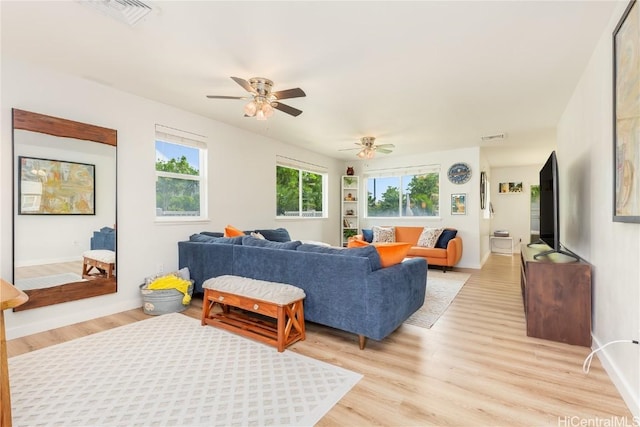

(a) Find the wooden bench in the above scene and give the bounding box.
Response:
[82,250,115,280]
[201,275,306,352]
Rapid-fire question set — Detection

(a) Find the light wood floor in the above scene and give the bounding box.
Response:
[7,254,632,426]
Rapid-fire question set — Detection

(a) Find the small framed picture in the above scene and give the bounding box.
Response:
[451,193,466,215]
[498,182,523,194]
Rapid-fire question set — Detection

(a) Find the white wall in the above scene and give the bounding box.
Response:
[558,2,639,417]
[347,146,482,269]
[1,58,343,338]
[490,165,541,252]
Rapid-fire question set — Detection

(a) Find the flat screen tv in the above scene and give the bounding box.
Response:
[532,151,578,261]
[538,151,559,251]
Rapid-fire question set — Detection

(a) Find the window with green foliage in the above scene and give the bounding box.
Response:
[276,164,325,218]
[366,168,440,217]
[155,126,207,220]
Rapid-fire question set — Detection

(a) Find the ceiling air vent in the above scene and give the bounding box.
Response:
[77,0,153,26]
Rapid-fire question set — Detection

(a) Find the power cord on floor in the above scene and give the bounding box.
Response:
[582,339,639,373]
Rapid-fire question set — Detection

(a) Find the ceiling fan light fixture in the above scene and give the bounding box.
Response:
[244,100,258,117]
[262,102,274,118]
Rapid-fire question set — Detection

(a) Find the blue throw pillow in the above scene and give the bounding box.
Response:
[362,229,374,243]
[253,228,291,242]
[436,229,458,249]
[242,235,301,250]
[189,233,218,243]
[296,243,382,271]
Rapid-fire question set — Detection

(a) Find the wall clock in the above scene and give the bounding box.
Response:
[447,162,472,184]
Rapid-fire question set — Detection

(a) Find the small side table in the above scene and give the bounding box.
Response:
[1,279,28,427]
[490,236,514,254]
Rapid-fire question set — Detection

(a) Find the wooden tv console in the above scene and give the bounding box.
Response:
[520,244,592,347]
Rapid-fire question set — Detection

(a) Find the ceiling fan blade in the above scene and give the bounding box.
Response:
[377,148,394,154]
[230,76,256,94]
[273,102,303,117]
[272,87,306,100]
[206,95,247,99]
[376,143,395,149]
[338,147,361,151]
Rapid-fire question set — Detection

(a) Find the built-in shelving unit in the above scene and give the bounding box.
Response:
[341,175,359,247]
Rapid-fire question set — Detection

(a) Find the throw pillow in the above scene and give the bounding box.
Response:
[417,227,444,248]
[200,231,224,238]
[224,224,246,237]
[297,243,382,271]
[347,240,410,268]
[361,228,374,243]
[436,229,458,249]
[372,226,395,243]
[254,228,292,242]
[242,235,301,250]
[250,231,266,239]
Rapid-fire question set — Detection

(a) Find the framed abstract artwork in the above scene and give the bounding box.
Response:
[18,156,95,215]
[613,0,640,222]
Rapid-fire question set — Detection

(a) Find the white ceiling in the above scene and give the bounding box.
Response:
[1,1,620,167]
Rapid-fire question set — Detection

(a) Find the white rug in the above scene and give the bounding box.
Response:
[404,270,471,329]
[14,272,84,290]
[9,313,362,427]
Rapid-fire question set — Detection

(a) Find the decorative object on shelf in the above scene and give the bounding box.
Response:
[498,182,523,193]
[613,0,640,223]
[447,162,472,184]
[346,209,354,215]
[480,171,487,210]
[346,166,354,176]
[345,193,355,201]
[343,176,356,186]
[451,193,467,215]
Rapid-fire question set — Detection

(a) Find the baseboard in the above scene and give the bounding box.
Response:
[591,334,640,418]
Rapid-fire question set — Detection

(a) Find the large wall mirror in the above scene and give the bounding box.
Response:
[12,109,117,311]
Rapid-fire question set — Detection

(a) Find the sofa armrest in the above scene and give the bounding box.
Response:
[446,236,463,266]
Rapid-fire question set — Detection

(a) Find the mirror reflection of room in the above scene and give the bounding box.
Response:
[12,109,117,311]
[13,130,116,291]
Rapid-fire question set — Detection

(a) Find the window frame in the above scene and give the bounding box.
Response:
[275,159,328,219]
[155,125,208,222]
[364,165,441,219]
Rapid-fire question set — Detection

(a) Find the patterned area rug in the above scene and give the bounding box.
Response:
[14,272,84,290]
[404,270,471,329]
[9,313,362,427]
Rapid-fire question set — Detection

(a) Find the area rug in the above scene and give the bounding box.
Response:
[404,270,471,329]
[9,313,362,427]
[14,272,84,290]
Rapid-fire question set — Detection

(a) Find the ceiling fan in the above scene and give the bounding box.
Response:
[340,137,395,159]
[207,76,306,120]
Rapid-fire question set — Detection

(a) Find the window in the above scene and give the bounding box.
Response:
[366,167,440,217]
[155,125,207,220]
[276,159,326,218]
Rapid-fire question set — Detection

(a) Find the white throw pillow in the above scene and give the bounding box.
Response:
[372,226,395,243]
[417,227,444,248]
[250,231,266,240]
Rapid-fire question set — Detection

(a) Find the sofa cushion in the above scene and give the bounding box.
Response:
[407,246,447,259]
[190,234,245,245]
[200,231,224,238]
[254,228,292,242]
[242,235,301,250]
[361,228,374,243]
[417,227,444,248]
[372,226,395,243]
[297,243,382,271]
[224,224,246,237]
[436,229,458,249]
[348,239,411,268]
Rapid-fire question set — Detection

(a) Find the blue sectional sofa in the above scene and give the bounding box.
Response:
[178,233,428,349]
